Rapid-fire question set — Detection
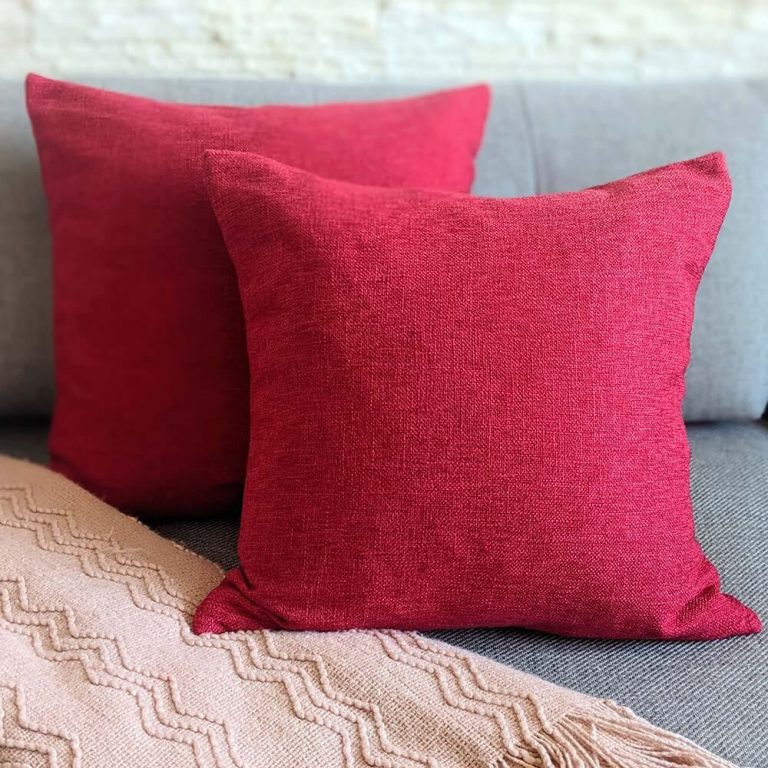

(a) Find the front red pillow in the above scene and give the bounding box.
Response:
[26,74,489,517]
[196,150,760,640]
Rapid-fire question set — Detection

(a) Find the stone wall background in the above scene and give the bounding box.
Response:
[1,0,766,81]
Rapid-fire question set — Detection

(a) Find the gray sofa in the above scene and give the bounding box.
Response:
[0,78,766,766]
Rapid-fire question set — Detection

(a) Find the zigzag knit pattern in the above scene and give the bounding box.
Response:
[0,456,736,768]
[0,682,79,768]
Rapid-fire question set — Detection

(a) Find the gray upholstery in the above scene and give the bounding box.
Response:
[1,420,765,765]
[0,83,54,414]
[1,77,767,418]
[498,82,768,422]
[0,419,51,465]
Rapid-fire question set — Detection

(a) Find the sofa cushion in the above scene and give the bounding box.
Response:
[2,77,767,420]
[26,75,489,517]
[198,149,756,639]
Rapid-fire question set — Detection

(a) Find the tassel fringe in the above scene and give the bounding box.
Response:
[493,701,737,768]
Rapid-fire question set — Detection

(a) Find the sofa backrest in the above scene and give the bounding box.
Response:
[1,77,766,421]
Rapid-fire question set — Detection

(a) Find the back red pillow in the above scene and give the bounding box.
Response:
[195,149,759,640]
[26,74,489,516]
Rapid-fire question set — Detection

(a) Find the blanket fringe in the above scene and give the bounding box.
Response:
[493,700,736,768]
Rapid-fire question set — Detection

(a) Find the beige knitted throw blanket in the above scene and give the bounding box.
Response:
[0,456,738,768]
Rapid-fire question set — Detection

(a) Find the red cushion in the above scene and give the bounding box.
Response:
[195,149,760,639]
[26,74,490,517]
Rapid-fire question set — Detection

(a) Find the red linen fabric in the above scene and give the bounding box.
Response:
[195,149,760,639]
[26,74,490,517]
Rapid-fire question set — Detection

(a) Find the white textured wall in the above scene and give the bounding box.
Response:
[2,0,767,81]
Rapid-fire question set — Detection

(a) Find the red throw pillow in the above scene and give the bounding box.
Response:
[26,74,489,517]
[195,149,760,639]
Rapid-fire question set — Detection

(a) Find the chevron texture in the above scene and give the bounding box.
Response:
[0,456,737,768]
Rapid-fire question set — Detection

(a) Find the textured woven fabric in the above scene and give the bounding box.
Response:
[25,74,489,518]
[0,456,741,768]
[197,149,758,639]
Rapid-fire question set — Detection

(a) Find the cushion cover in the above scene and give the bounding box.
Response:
[195,149,759,640]
[26,74,489,516]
